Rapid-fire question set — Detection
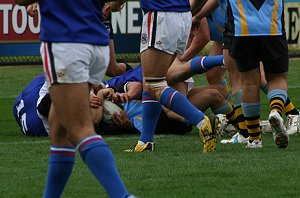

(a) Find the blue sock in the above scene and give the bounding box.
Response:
[140,91,162,143]
[232,89,242,108]
[267,89,287,103]
[43,146,76,198]
[190,55,224,74]
[241,102,261,118]
[160,87,204,125]
[78,135,129,198]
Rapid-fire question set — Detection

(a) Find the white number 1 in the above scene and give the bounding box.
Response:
[16,100,28,134]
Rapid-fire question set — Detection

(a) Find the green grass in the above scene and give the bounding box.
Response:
[1,61,300,198]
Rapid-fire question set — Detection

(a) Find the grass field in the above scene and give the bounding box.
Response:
[1,61,300,198]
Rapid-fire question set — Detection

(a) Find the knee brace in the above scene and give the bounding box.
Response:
[144,77,168,88]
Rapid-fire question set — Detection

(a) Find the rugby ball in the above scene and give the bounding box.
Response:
[102,99,123,124]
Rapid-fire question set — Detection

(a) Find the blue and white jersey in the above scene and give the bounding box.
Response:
[13,74,48,136]
[39,0,109,45]
[227,0,284,36]
[103,64,143,87]
[140,0,190,12]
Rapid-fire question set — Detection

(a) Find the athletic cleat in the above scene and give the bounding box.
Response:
[125,141,154,152]
[246,139,262,149]
[223,124,238,135]
[197,114,220,153]
[260,120,273,133]
[216,114,228,135]
[220,132,248,144]
[286,114,300,135]
[268,110,289,148]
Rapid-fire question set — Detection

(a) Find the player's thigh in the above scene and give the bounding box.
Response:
[141,48,174,77]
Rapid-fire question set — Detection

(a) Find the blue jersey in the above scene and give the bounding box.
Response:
[227,0,284,36]
[103,64,143,87]
[39,0,109,45]
[207,6,225,41]
[140,0,190,12]
[13,74,48,136]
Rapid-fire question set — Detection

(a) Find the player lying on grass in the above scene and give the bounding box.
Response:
[12,73,193,137]
[13,57,235,139]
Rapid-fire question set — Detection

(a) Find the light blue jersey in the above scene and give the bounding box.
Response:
[228,0,284,36]
[207,6,225,41]
[122,100,143,133]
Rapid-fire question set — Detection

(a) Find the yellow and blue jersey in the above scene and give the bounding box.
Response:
[228,0,285,36]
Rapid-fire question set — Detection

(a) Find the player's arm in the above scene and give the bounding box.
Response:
[193,0,219,20]
[179,18,210,62]
[111,82,142,103]
[190,0,207,16]
[124,82,142,100]
[14,0,38,6]
[105,0,127,12]
[90,92,104,126]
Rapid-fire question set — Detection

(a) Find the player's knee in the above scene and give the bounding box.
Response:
[207,89,224,103]
[144,77,168,99]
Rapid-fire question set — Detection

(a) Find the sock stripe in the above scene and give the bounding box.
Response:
[161,87,177,109]
[199,56,207,70]
[50,146,76,156]
[77,135,103,153]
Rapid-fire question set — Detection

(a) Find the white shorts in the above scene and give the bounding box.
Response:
[40,42,109,85]
[140,11,192,55]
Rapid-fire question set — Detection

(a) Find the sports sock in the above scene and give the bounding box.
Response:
[78,135,129,198]
[234,105,249,138]
[284,97,299,115]
[231,90,248,138]
[160,87,204,125]
[213,102,237,124]
[43,146,76,198]
[268,89,287,116]
[140,91,162,143]
[241,102,261,141]
[190,55,224,74]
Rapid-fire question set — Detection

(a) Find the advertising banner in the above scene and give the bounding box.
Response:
[0,0,299,56]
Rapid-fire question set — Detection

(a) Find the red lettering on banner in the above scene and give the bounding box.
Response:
[0,0,40,42]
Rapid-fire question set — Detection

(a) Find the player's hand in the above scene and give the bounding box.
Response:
[89,94,103,109]
[111,110,132,127]
[99,88,114,100]
[27,3,38,17]
[113,93,129,103]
